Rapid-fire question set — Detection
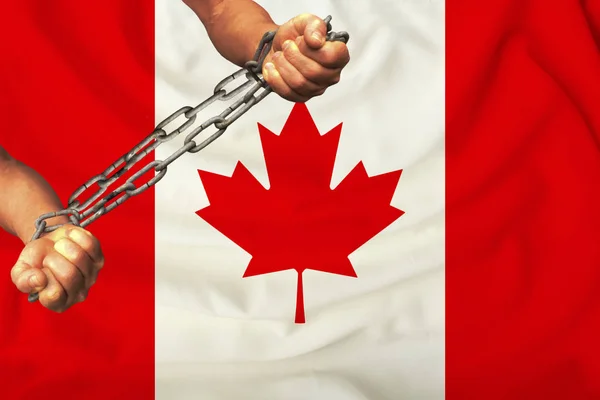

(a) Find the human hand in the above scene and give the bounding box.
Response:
[262,14,350,102]
[10,225,104,312]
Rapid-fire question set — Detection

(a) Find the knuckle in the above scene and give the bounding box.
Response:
[59,239,87,266]
[305,14,321,26]
[18,243,38,263]
[96,254,105,270]
[89,270,99,286]
[302,66,322,82]
[93,239,104,267]
[54,225,70,236]
[43,252,59,269]
[322,51,339,67]
[47,289,63,302]
[288,75,308,91]
[69,228,94,251]
[321,44,348,66]
[73,225,92,237]
[294,13,312,23]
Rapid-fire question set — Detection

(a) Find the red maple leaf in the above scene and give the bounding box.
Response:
[196,103,404,323]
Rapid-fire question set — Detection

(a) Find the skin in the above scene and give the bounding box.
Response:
[2,0,350,313]
[183,0,350,102]
[0,146,104,313]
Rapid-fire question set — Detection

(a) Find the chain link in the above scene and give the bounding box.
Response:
[27,16,349,303]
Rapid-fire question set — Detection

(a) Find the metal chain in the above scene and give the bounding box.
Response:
[27,16,349,303]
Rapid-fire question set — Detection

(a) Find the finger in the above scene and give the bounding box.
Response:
[66,228,104,266]
[263,61,310,103]
[282,39,341,86]
[65,227,104,287]
[54,236,97,290]
[43,247,86,307]
[11,260,48,294]
[270,51,324,97]
[296,39,350,69]
[12,239,54,295]
[38,268,68,313]
[292,14,327,49]
[14,238,51,269]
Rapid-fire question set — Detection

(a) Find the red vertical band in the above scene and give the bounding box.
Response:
[447,0,600,398]
[0,1,155,398]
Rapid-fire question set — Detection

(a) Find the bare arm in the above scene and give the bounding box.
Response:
[183,0,278,66]
[0,146,68,243]
[183,0,350,102]
[1,145,105,312]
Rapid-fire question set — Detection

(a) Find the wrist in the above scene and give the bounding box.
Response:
[186,0,279,66]
[19,213,70,244]
[245,22,279,62]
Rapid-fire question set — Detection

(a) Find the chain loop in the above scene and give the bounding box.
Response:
[26,16,349,303]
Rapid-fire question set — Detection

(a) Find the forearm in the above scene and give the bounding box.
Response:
[0,148,68,244]
[183,0,278,66]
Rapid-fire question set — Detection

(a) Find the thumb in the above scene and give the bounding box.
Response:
[11,259,48,294]
[295,14,327,49]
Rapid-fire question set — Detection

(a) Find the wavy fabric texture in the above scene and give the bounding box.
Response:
[154,0,444,399]
[447,0,600,398]
[1,0,598,399]
[0,1,155,399]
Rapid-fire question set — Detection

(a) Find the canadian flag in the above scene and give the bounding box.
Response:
[1,0,599,399]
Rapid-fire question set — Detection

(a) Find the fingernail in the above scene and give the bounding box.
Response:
[311,20,324,43]
[54,238,76,260]
[28,274,40,288]
[67,229,87,245]
[264,62,276,80]
[282,40,292,51]
[272,51,282,60]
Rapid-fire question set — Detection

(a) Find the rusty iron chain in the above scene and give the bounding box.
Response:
[27,16,349,303]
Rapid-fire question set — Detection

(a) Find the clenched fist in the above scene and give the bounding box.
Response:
[262,14,350,102]
[10,225,104,312]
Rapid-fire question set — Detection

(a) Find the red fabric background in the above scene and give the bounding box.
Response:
[0,1,155,399]
[1,0,599,399]
[447,0,600,398]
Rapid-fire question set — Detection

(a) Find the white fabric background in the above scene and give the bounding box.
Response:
[154,0,445,399]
